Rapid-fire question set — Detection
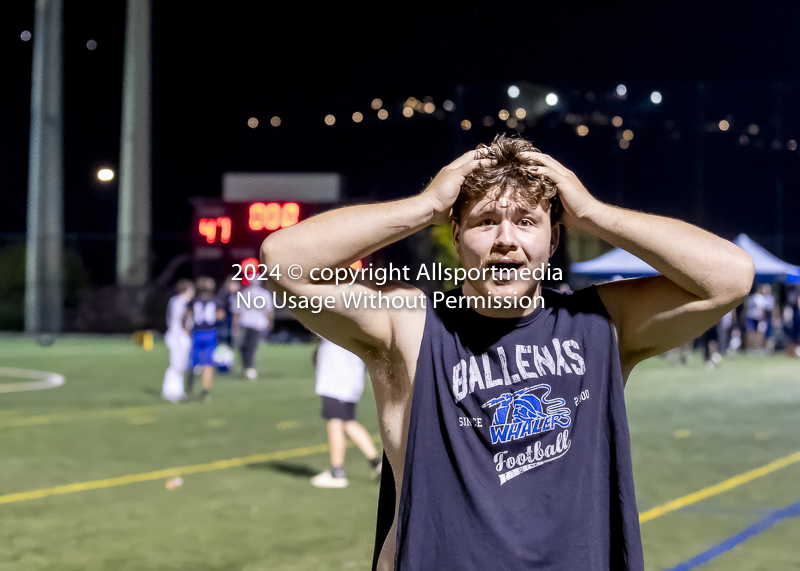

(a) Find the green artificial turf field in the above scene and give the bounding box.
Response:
[0,336,798,570]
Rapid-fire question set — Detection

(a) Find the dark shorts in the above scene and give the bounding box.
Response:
[321,396,356,421]
[192,329,218,367]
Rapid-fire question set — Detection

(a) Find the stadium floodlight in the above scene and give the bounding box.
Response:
[508,85,520,98]
[650,91,662,104]
[545,93,558,106]
[97,168,114,182]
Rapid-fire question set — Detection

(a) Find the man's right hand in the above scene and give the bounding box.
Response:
[421,148,494,225]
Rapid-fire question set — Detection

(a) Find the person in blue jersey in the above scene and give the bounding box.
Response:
[261,134,755,570]
[184,276,225,403]
[161,279,195,402]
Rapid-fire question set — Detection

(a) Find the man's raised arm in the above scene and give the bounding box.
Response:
[260,149,493,356]
[530,153,755,378]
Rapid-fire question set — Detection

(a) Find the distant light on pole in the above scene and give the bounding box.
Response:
[97,168,115,182]
[508,85,520,98]
[650,91,662,104]
[545,93,558,106]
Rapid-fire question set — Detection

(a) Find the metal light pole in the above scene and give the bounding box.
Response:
[117,0,152,287]
[25,0,64,333]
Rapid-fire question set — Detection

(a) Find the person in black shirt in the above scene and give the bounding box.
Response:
[261,135,755,570]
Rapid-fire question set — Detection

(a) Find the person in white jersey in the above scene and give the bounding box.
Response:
[161,279,195,402]
[235,279,274,380]
[311,337,382,488]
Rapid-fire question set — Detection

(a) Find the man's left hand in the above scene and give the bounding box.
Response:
[523,152,601,228]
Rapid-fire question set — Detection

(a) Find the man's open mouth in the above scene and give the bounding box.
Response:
[489,261,524,281]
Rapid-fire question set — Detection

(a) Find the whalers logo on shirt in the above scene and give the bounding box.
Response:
[482,384,571,445]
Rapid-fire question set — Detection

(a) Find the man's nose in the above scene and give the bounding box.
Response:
[493,220,518,250]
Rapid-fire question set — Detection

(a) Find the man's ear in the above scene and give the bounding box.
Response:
[451,219,461,260]
[549,224,561,259]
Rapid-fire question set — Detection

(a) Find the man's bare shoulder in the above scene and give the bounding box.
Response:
[353,284,428,401]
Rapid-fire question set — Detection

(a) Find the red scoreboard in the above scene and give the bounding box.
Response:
[191,172,341,279]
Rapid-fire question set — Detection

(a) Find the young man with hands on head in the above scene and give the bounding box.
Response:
[261,135,754,570]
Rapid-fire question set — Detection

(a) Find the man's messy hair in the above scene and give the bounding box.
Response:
[454,134,560,223]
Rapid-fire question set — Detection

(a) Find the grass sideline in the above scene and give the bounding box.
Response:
[0,336,799,570]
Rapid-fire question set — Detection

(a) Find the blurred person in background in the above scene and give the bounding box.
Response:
[184,277,224,403]
[745,283,775,353]
[310,337,381,489]
[788,286,800,357]
[161,279,195,402]
[215,275,241,348]
[234,277,274,380]
[718,307,738,356]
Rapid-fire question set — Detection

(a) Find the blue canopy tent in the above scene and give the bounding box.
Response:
[571,233,800,283]
[570,248,658,280]
[732,234,800,283]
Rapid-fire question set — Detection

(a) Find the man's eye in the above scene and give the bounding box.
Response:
[519,218,535,227]
[478,219,496,226]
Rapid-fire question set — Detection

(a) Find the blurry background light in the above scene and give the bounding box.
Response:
[371,98,383,110]
[324,114,336,126]
[377,109,388,120]
[247,117,259,128]
[270,116,281,127]
[21,30,31,41]
[482,116,494,127]
[739,135,750,145]
[508,85,520,98]
[650,91,662,104]
[747,124,759,135]
[612,116,623,127]
[507,118,518,128]
[788,140,798,151]
[86,39,97,50]
[97,168,114,182]
[352,112,363,123]
[619,139,630,149]
[576,125,589,137]
[423,102,435,113]
[719,120,730,131]
[515,108,526,119]
[623,129,634,140]
[498,109,510,120]
[402,107,414,117]
[545,93,558,106]
[616,84,627,97]
[460,119,472,130]
[443,100,455,111]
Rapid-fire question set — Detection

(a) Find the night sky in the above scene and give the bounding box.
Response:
[2,2,799,285]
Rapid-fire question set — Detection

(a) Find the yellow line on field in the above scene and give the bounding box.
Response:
[640,449,800,523]
[0,434,382,506]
